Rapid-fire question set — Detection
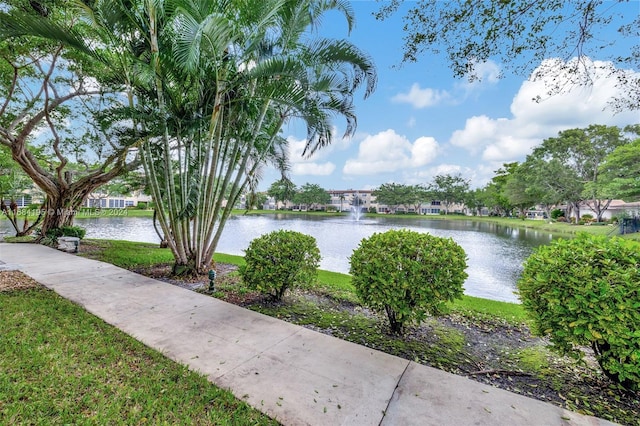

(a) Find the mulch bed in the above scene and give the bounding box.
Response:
[0,271,42,292]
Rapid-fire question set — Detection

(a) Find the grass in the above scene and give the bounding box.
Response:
[249,301,471,373]
[451,295,528,324]
[17,238,640,424]
[82,239,175,268]
[0,284,278,425]
[79,238,528,324]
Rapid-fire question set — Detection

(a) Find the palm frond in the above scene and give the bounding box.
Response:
[0,10,104,62]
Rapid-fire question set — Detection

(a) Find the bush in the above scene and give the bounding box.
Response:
[239,230,321,300]
[580,214,595,224]
[517,234,640,390]
[550,209,565,220]
[46,225,86,239]
[349,229,468,334]
[556,216,568,223]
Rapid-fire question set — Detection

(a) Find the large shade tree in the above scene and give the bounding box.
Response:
[532,125,628,222]
[10,0,376,274]
[293,183,331,211]
[597,126,640,202]
[0,1,141,237]
[598,138,640,202]
[267,178,297,208]
[372,182,413,213]
[479,163,519,217]
[430,173,469,215]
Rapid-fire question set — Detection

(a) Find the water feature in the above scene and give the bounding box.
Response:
[0,214,554,303]
[350,191,363,221]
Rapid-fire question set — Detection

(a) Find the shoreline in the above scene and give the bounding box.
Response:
[3,208,638,241]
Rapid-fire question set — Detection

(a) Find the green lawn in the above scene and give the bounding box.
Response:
[0,283,278,425]
[80,239,528,324]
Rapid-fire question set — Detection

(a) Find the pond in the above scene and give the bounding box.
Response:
[1,214,554,303]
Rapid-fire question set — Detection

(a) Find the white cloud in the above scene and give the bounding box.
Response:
[427,164,464,176]
[411,137,439,167]
[343,129,439,175]
[287,135,339,176]
[448,58,639,163]
[287,127,352,161]
[456,59,502,94]
[391,83,450,108]
[291,162,336,176]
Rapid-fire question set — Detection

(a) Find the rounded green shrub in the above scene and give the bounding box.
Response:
[349,229,468,334]
[239,230,321,301]
[517,234,640,390]
[46,225,86,239]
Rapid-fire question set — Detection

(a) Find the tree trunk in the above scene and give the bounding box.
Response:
[385,305,403,335]
[1,199,44,237]
[38,193,81,238]
[171,254,212,277]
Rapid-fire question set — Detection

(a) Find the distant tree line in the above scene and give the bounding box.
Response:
[262,125,639,220]
[265,180,331,211]
[476,125,639,221]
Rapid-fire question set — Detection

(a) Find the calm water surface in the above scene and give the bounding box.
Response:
[1,214,555,303]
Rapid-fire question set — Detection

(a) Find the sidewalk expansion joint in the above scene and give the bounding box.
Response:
[378,360,410,426]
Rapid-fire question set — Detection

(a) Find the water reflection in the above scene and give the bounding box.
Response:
[0,215,555,303]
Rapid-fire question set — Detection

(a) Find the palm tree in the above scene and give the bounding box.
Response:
[123,0,377,274]
[2,0,376,275]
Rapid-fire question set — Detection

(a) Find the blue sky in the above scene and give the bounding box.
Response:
[264,1,639,192]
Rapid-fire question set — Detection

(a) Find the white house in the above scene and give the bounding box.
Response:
[571,200,640,220]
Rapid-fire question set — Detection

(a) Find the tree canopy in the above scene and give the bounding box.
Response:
[293,183,331,210]
[376,0,639,110]
[431,174,469,214]
[598,138,640,202]
[267,179,297,206]
[0,1,141,235]
[1,0,377,274]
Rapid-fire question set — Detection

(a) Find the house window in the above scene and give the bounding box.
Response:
[16,196,32,207]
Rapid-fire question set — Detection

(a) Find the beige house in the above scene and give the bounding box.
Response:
[326,189,374,212]
[572,200,640,220]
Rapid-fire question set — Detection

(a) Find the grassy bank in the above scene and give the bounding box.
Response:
[79,239,527,324]
[0,273,277,425]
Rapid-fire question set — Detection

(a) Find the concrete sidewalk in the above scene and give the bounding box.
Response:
[0,243,617,425]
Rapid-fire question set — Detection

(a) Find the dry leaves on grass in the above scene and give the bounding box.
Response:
[0,271,42,292]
